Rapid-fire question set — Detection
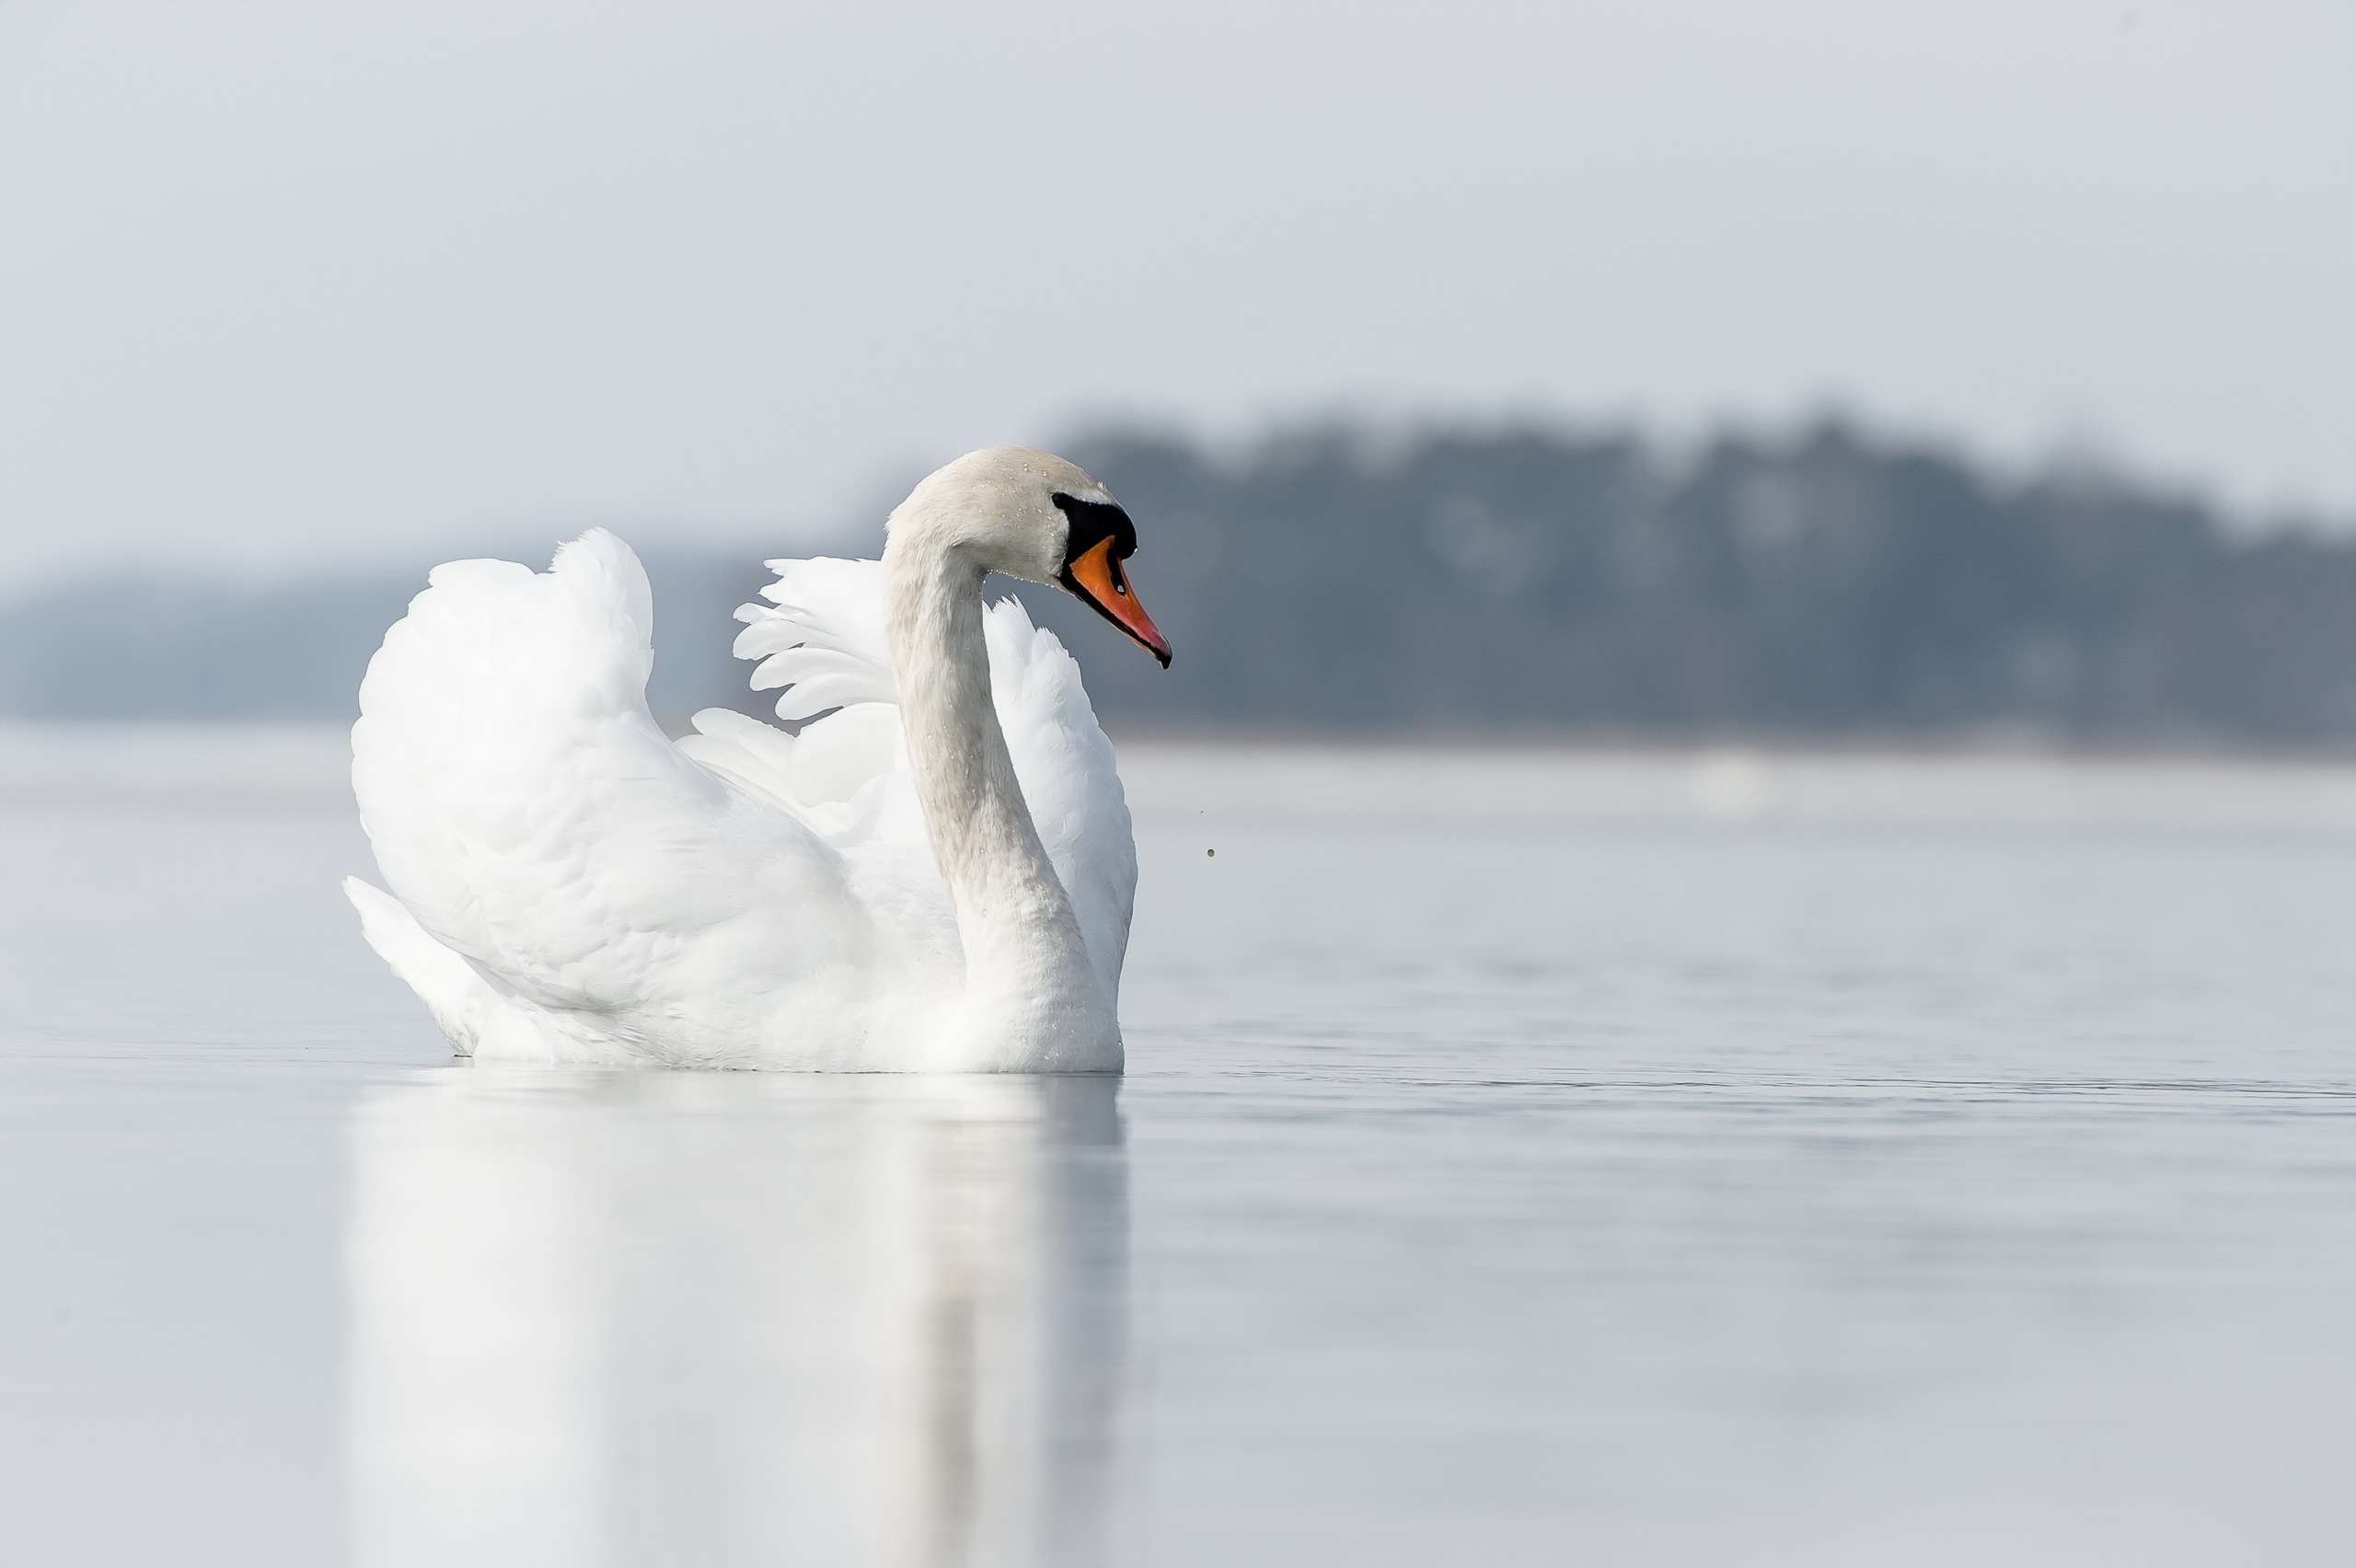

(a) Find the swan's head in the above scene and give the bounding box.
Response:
[890,445,1172,667]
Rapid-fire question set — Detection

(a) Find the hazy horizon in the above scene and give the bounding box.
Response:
[0,405,2349,601]
[3,1,2350,590]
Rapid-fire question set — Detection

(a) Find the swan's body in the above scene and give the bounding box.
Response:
[344,448,1170,1072]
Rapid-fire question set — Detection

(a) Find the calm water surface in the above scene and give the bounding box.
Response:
[3,728,2352,1567]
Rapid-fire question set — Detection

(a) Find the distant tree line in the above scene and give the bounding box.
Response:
[5,422,2353,748]
[1029,423,2356,747]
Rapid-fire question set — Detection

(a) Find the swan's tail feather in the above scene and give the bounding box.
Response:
[346,877,578,1063]
[344,877,493,1057]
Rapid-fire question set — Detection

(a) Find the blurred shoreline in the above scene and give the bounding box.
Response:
[10,421,2355,755]
[1098,720,2356,765]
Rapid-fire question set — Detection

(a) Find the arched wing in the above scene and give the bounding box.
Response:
[351,531,892,1064]
[685,560,1137,998]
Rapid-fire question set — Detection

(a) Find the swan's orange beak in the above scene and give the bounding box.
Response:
[1063,536,1172,667]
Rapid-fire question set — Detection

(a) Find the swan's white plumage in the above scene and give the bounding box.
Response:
[685,557,1136,1003]
[348,525,1137,1071]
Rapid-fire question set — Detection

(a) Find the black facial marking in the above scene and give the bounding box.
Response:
[1052,492,1137,567]
[1052,490,1165,660]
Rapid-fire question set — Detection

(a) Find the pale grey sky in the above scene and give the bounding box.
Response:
[1,1,2350,586]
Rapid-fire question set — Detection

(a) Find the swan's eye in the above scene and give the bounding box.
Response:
[1052,492,1138,567]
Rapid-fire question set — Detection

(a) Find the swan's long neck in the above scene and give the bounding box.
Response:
[882,533,1111,1066]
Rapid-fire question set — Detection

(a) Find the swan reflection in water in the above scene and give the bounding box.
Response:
[346,1069,1127,1568]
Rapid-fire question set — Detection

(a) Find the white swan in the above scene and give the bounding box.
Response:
[342,447,1171,1072]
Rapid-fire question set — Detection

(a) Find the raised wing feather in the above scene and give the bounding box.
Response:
[677,559,1137,999]
[351,531,929,1066]
[741,558,897,719]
